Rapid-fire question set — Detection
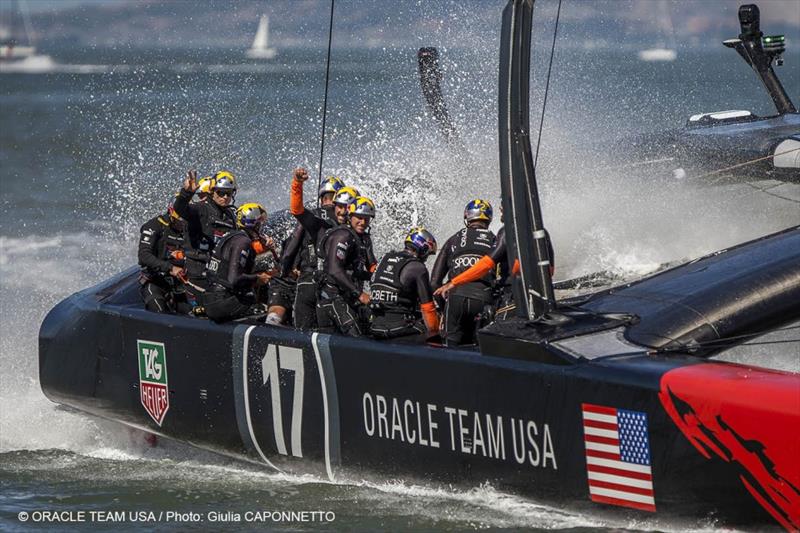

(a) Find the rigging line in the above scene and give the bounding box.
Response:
[316,0,336,207]
[690,146,800,180]
[533,0,562,170]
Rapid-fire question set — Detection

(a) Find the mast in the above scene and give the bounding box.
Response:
[498,0,556,321]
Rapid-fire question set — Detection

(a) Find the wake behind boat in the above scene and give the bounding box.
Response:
[38,1,799,530]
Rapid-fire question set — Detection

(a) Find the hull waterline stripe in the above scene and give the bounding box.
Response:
[589,486,655,506]
[587,471,653,489]
[586,455,652,474]
[313,332,341,481]
[234,324,280,471]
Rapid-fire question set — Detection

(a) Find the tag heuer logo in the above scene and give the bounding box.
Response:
[137,340,169,426]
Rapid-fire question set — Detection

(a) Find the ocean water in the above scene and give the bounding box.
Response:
[1,10,799,531]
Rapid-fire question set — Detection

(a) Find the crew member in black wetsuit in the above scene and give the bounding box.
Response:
[287,167,358,329]
[138,199,190,313]
[430,199,496,346]
[203,203,273,322]
[370,227,440,341]
[173,170,238,303]
[435,221,554,320]
[316,195,378,337]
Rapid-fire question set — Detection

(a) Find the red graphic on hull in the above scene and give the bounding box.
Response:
[659,362,800,531]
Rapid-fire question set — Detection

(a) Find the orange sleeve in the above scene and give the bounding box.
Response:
[451,255,495,286]
[512,258,520,276]
[290,179,305,215]
[421,301,439,333]
[369,262,377,273]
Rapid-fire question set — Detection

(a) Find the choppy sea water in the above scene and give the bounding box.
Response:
[1,10,799,531]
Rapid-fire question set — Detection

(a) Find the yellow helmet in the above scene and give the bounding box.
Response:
[236,202,267,230]
[348,196,376,218]
[318,176,345,198]
[464,199,493,224]
[197,176,215,196]
[212,170,237,193]
[333,186,360,207]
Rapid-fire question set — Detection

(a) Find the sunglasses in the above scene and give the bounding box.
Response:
[214,190,234,198]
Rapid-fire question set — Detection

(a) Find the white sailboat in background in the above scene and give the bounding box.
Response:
[638,0,677,62]
[246,15,277,59]
[0,0,55,72]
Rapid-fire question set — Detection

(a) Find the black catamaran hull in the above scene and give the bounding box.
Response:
[39,262,799,529]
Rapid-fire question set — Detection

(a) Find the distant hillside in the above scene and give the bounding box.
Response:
[24,0,800,51]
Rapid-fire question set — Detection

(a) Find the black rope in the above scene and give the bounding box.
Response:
[316,0,336,206]
[533,0,562,170]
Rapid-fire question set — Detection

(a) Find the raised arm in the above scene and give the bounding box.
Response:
[290,167,323,234]
[172,169,201,221]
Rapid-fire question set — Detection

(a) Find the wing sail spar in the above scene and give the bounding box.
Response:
[498,0,556,320]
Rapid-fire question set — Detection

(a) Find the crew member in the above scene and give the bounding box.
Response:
[287,168,357,329]
[316,195,377,336]
[203,203,272,322]
[370,227,440,340]
[137,199,190,314]
[435,223,554,320]
[173,169,238,297]
[430,199,496,345]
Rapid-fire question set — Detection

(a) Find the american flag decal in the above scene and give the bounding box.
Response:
[582,403,656,512]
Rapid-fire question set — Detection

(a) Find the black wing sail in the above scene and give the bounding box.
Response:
[498,0,556,320]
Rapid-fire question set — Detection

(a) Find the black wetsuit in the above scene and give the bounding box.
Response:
[172,189,237,289]
[317,225,373,337]
[138,214,190,314]
[370,250,435,340]
[287,205,337,329]
[430,225,496,345]
[202,230,259,322]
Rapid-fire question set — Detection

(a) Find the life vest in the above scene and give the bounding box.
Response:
[318,225,370,293]
[205,230,252,292]
[159,216,185,260]
[298,207,336,272]
[141,216,185,280]
[370,251,418,314]
[184,205,236,278]
[447,227,496,283]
